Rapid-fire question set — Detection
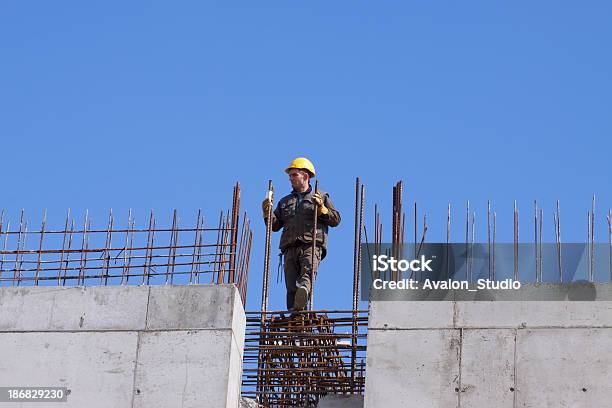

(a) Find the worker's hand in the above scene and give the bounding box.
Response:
[312,193,329,216]
[262,198,273,219]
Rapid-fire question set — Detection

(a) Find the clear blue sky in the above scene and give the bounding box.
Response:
[1,1,611,311]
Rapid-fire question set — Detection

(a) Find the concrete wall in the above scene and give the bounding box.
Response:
[365,299,612,408]
[0,284,245,408]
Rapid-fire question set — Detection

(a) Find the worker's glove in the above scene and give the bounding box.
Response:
[262,198,273,219]
[312,193,329,216]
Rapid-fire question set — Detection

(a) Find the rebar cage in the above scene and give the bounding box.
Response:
[0,184,252,304]
[242,310,368,407]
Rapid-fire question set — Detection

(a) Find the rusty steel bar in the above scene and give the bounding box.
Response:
[309,180,319,311]
[142,210,154,285]
[229,183,240,284]
[470,211,475,282]
[414,201,417,260]
[591,195,595,282]
[194,216,204,284]
[212,211,223,284]
[588,210,592,281]
[260,184,275,408]
[62,219,74,286]
[217,211,230,284]
[539,208,543,280]
[447,203,451,280]
[169,211,180,285]
[534,201,538,282]
[13,209,25,284]
[262,180,274,311]
[189,209,202,284]
[608,209,612,281]
[0,218,9,282]
[514,201,518,281]
[352,178,360,313]
[555,200,563,283]
[165,210,177,284]
[351,179,364,384]
[34,209,46,286]
[488,201,491,280]
[125,212,136,284]
[17,218,29,286]
[102,209,114,286]
[493,211,497,281]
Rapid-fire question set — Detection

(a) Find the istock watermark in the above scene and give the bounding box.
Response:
[361,243,612,301]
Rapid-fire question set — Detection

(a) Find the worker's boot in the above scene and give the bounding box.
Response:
[293,285,309,311]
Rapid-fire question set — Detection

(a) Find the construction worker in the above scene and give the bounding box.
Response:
[262,158,341,311]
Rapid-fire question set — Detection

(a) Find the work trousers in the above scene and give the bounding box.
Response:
[283,244,322,310]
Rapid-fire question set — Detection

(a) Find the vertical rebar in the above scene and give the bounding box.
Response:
[121,209,132,285]
[414,201,417,259]
[585,200,590,283]
[102,209,114,286]
[534,201,538,282]
[169,211,180,285]
[446,203,451,280]
[351,179,364,385]
[493,212,497,281]
[189,209,202,284]
[63,219,74,286]
[229,182,240,283]
[262,180,274,312]
[554,201,563,283]
[488,201,491,280]
[17,219,29,286]
[465,201,469,280]
[539,208,543,281]
[470,211,475,282]
[83,216,92,285]
[218,211,230,283]
[352,178,360,311]
[77,210,88,286]
[165,210,176,284]
[0,219,10,282]
[608,209,612,282]
[212,211,223,283]
[259,180,274,408]
[143,210,154,285]
[309,180,319,310]
[57,209,70,285]
[35,209,46,286]
[194,216,204,284]
[591,195,595,282]
[149,218,156,285]
[13,209,24,285]
[514,201,519,281]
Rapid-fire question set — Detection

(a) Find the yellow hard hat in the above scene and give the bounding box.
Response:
[285,157,316,178]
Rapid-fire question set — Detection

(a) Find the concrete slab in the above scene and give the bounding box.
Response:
[455,301,612,328]
[133,329,237,408]
[0,286,149,332]
[0,331,138,408]
[369,301,454,330]
[515,328,612,408]
[364,329,460,408]
[460,329,515,407]
[146,284,238,331]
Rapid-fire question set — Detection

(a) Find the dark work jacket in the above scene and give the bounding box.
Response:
[268,185,341,259]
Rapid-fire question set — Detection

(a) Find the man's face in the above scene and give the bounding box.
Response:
[288,169,309,191]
